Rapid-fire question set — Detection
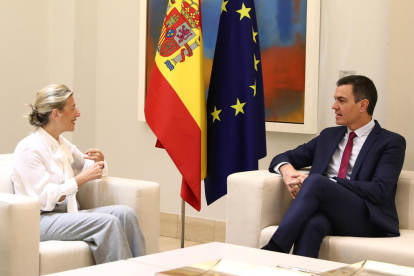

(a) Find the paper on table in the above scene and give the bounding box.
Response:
[156,258,313,276]
[320,260,414,276]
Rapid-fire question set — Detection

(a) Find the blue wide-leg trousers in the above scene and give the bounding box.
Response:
[40,205,146,264]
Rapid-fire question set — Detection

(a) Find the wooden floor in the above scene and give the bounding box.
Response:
[159,236,205,252]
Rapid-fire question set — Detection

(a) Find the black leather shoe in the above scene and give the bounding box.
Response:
[261,240,284,253]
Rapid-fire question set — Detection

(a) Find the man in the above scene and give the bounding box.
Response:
[261,75,406,258]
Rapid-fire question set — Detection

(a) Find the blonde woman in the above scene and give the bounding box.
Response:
[12,84,146,264]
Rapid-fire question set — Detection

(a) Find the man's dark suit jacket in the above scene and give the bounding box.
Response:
[269,120,406,237]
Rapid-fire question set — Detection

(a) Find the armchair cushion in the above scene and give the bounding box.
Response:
[77,176,160,255]
[0,193,40,276]
[226,170,295,248]
[394,171,414,230]
[39,241,94,275]
[318,229,414,267]
[0,154,14,194]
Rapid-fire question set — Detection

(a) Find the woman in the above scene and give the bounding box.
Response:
[12,84,146,264]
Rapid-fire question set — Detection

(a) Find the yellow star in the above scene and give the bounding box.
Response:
[236,3,251,21]
[221,0,228,14]
[252,27,258,43]
[231,98,246,116]
[250,80,256,96]
[211,106,222,123]
[254,54,260,71]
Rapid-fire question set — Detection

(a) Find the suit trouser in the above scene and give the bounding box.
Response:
[270,174,380,258]
[40,204,146,264]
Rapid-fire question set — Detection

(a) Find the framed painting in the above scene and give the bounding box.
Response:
[138,0,320,134]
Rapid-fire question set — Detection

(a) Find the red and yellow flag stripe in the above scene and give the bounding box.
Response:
[145,0,206,211]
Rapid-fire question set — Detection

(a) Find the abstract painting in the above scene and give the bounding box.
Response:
[139,0,320,133]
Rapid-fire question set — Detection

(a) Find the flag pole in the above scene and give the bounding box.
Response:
[181,199,185,248]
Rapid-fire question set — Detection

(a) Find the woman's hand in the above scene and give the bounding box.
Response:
[84,161,104,181]
[74,161,104,187]
[84,148,105,163]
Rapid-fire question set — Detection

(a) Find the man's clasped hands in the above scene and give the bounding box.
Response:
[280,164,309,199]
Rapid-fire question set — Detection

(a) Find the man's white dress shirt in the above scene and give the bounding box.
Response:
[12,127,108,212]
[274,119,375,180]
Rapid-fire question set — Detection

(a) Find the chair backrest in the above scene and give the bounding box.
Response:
[0,154,15,194]
[395,170,414,230]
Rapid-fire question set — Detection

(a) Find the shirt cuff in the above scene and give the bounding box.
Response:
[274,162,290,174]
[60,178,79,196]
[102,160,109,176]
[83,158,94,170]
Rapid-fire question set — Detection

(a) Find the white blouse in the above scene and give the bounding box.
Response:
[12,127,108,211]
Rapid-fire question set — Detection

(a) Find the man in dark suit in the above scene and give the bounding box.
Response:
[261,75,406,258]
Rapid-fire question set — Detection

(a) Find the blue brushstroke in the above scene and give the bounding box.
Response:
[200,1,221,59]
[277,0,293,45]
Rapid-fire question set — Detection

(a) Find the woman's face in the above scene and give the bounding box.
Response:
[58,96,80,132]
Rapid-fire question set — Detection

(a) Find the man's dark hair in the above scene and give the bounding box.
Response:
[336,75,378,116]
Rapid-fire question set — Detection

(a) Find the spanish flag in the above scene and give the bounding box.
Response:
[145,0,206,211]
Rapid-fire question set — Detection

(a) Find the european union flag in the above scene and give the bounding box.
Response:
[205,0,267,205]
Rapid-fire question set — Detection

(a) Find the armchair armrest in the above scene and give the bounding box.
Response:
[226,170,293,248]
[0,193,40,276]
[77,176,160,254]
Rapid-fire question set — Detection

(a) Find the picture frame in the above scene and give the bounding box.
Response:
[138,0,320,134]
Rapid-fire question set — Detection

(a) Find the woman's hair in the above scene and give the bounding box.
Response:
[27,84,73,127]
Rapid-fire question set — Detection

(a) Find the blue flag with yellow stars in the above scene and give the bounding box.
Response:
[205,0,267,205]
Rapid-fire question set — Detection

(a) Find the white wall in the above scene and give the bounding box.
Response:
[49,0,75,142]
[0,0,51,153]
[387,0,414,171]
[48,0,98,147]
[0,0,95,150]
[318,0,389,129]
[2,0,410,222]
[72,0,98,151]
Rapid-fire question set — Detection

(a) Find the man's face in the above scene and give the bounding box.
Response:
[332,84,364,128]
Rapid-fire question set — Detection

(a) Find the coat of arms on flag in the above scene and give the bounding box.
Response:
[158,0,202,71]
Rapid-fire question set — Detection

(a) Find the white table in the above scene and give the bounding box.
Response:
[47,242,347,275]
[45,260,168,276]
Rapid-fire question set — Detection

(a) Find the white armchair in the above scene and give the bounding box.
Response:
[0,154,160,276]
[226,169,414,267]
